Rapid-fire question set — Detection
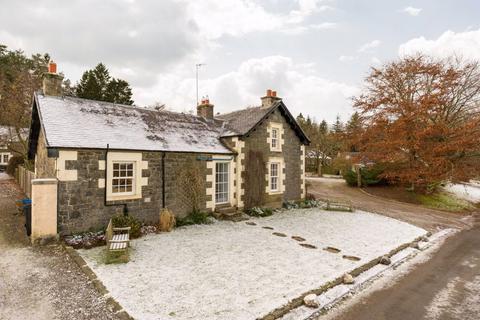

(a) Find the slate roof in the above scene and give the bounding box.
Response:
[33,94,233,154]
[216,105,276,136]
[217,101,310,144]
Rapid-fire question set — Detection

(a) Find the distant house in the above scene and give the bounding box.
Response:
[0,126,26,171]
[28,63,310,234]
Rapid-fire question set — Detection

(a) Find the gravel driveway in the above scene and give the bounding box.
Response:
[307,177,472,231]
[0,178,118,320]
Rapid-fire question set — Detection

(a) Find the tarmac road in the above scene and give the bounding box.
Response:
[322,214,480,320]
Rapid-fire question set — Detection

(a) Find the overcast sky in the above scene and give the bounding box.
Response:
[1,0,480,123]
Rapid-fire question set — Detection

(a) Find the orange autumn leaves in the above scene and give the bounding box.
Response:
[353,55,480,189]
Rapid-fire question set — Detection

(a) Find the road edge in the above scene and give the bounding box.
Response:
[62,244,135,320]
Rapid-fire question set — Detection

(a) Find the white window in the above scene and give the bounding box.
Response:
[270,162,279,191]
[271,128,278,149]
[215,162,229,204]
[112,162,135,194]
[4,154,9,163]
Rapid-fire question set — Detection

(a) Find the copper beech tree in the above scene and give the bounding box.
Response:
[354,55,480,190]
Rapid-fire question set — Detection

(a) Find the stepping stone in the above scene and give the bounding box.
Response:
[262,226,274,230]
[323,246,341,253]
[272,232,287,237]
[245,222,256,226]
[299,243,317,249]
[342,255,361,261]
[291,236,306,242]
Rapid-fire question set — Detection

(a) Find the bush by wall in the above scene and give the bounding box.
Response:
[245,207,273,217]
[176,209,211,227]
[112,214,142,238]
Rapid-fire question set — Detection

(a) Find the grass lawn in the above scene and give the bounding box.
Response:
[417,192,476,212]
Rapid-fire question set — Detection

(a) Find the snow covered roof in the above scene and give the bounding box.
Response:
[34,94,233,154]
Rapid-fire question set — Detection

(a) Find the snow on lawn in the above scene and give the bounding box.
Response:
[79,209,426,320]
[443,183,480,203]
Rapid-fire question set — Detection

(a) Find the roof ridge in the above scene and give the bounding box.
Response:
[37,93,208,120]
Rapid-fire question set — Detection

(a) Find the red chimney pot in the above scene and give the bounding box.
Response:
[266,89,272,97]
[48,61,57,74]
[272,90,277,97]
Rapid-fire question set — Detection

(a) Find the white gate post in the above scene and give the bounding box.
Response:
[31,178,58,243]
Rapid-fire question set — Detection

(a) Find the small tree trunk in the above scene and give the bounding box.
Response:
[355,165,362,188]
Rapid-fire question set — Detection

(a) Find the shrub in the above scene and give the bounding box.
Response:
[112,214,142,238]
[159,208,176,232]
[343,164,385,187]
[245,207,273,217]
[6,155,24,175]
[176,209,211,227]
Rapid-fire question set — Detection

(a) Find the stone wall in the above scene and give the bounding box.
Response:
[34,130,56,178]
[54,149,209,234]
[242,108,303,208]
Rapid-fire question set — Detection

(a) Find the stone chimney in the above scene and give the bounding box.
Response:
[261,89,281,108]
[197,96,214,119]
[42,61,64,96]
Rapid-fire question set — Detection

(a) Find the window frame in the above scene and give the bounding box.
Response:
[271,128,279,150]
[111,161,136,196]
[105,152,145,201]
[270,162,280,192]
[215,161,230,204]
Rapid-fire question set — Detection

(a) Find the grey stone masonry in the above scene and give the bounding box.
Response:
[242,108,303,207]
[57,149,210,234]
[42,73,64,96]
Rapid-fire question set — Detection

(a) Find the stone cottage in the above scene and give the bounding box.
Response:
[28,63,310,234]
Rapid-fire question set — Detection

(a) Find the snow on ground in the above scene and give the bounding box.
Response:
[0,172,11,180]
[443,183,480,203]
[79,209,426,320]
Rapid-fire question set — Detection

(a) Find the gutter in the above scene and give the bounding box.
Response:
[162,152,166,208]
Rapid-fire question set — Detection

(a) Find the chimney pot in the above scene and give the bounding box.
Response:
[197,98,214,119]
[48,61,57,74]
[43,61,64,96]
[261,88,281,108]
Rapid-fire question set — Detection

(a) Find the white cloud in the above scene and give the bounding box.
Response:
[403,6,422,16]
[358,40,381,53]
[137,56,358,122]
[186,0,335,39]
[281,22,338,35]
[310,22,338,30]
[339,55,357,62]
[399,29,480,60]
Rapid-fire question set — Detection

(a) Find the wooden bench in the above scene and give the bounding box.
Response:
[325,199,354,212]
[106,219,131,252]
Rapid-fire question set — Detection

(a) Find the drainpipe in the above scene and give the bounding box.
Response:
[162,152,166,208]
[104,144,128,216]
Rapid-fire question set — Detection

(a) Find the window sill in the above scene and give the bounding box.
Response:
[106,193,142,202]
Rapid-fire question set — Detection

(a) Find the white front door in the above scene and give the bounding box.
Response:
[215,162,229,204]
